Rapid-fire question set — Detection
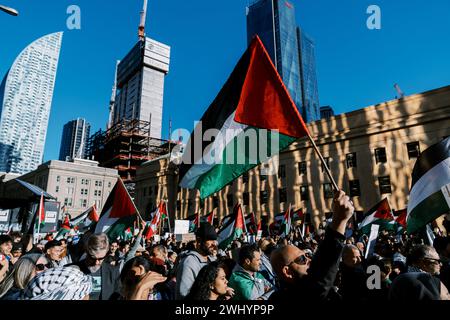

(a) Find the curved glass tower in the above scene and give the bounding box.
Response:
[0,32,63,174]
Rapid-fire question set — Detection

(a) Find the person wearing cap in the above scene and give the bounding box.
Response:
[45,240,65,268]
[10,243,23,264]
[21,266,92,300]
[175,222,218,299]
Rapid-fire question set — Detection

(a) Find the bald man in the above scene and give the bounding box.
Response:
[269,190,354,301]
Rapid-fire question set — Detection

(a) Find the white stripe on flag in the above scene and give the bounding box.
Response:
[408,157,450,215]
[180,112,248,188]
[94,208,118,234]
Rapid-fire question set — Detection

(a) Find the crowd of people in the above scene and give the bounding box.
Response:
[0,191,449,301]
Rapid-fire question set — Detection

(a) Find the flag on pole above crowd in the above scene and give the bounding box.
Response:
[37,193,45,228]
[188,212,200,232]
[280,204,292,238]
[204,210,215,226]
[407,137,450,234]
[218,204,246,250]
[394,209,407,229]
[145,202,166,240]
[359,198,395,234]
[245,213,258,235]
[93,178,138,240]
[70,204,99,232]
[178,36,309,200]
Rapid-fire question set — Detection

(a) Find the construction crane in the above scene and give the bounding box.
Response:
[138,0,148,42]
[0,4,19,16]
[107,60,120,129]
[394,83,405,99]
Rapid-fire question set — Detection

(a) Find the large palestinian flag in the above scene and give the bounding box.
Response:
[407,137,450,234]
[94,178,138,240]
[178,36,309,200]
[359,198,395,234]
[218,204,246,250]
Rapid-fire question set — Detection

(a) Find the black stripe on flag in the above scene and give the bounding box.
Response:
[178,46,251,181]
[411,137,450,188]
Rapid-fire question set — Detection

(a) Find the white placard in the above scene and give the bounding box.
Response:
[174,220,190,235]
[153,235,161,243]
[45,211,57,223]
[0,210,8,222]
[365,224,380,259]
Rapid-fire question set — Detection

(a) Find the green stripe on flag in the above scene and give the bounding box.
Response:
[195,129,296,199]
[407,189,450,234]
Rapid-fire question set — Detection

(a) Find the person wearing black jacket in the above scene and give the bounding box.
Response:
[69,233,120,300]
[269,190,354,301]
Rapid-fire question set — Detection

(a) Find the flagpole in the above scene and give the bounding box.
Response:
[306,133,339,192]
[165,199,172,233]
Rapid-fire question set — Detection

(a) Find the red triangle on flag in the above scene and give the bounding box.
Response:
[108,179,137,219]
[373,198,394,221]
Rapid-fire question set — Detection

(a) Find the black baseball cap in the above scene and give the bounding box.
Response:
[195,222,218,241]
[44,240,62,251]
[0,235,12,246]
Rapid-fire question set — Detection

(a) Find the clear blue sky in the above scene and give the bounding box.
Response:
[0,0,449,162]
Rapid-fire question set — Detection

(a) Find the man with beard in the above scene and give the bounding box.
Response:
[175,222,218,299]
[70,233,120,300]
[339,244,369,301]
[269,190,354,301]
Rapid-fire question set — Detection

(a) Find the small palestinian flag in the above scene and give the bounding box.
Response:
[94,178,138,240]
[188,212,200,232]
[245,213,258,235]
[178,36,309,200]
[71,204,99,232]
[204,210,215,226]
[280,204,292,238]
[145,202,166,240]
[37,193,45,227]
[394,209,407,228]
[359,198,395,234]
[218,204,246,250]
[407,137,450,234]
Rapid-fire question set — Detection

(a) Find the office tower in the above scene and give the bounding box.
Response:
[59,118,91,161]
[0,32,63,174]
[246,0,319,122]
[320,106,335,120]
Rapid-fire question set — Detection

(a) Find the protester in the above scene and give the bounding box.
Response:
[176,222,218,299]
[269,190,354,301]
[70,233,120,300]
[45,240,65,268]
[119,256,167,300]
[185,261,234,300]
[258,238,277,286]
[105,240,120,266]
[21,266,92,300]
[228,244,274,300]
[59,239,73,266]
[0,254,50,300]
[0,235,13,278]
[339,244,369,301]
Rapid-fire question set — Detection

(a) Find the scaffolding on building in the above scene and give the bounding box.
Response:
[86,119,173,184]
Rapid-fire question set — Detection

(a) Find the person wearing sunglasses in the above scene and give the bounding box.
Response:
[269,190,355,302]
[69,233,120,300]
[0,254,47,300]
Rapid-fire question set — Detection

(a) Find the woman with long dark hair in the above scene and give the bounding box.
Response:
[185,261,233,300]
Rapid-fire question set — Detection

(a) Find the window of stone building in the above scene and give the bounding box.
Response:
[154,186,159,197]
[80,199,87,208]
[187,199,193,211]
[242,172,249,184]
[407,142,420,159]
[321,157,331,173]
[323,183,333,199]
[55,186,59,193]
[143,188,147,197]
[243,192,250,206]
[375,148,387,164]
[56,176,60,183]
[300,185,309,201]
[378,176,392,194]
[227,194,233,208]
[349,180,361,197]
[346,153,357,169]
[278,165,286,179]
[278,188,287,203]
[260,190,268,204]
[213,196,219,208]
[298,161,307,176]
[176,200,181,212]
[108,182,111,188]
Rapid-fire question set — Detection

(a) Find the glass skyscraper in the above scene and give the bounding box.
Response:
[59,118,91,161]
[0,32,63,174]
[246,0,319,122]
